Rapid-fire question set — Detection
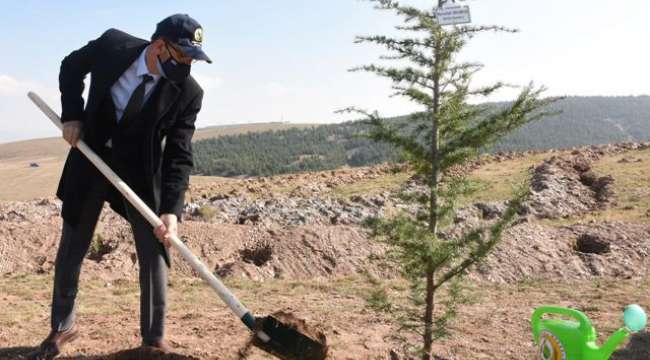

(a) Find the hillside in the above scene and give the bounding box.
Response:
[193,96,650,177]
[1,142,650,359]
[2,95,650,199]
[491,96,650,151]
[0,122,313,161]
[191,122,314,141]
[0,122,311,201]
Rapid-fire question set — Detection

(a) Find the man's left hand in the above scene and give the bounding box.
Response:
[153,213,177,248]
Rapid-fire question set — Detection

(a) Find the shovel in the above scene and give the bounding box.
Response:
[27,91,327,360]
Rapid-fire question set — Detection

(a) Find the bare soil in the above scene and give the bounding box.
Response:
[1,142,650,359]
[2,275,650,359]
[0,202,389,281]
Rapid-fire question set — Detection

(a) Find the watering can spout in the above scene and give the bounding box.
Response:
[596,328,629,359]
[597,304,649,359]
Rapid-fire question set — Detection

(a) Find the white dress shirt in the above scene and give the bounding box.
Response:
[105,46,161,147]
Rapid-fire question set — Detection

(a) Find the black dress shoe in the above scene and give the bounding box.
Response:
[27,325,79,360]
[141,339,174,354]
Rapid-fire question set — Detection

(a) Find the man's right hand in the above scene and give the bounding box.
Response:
[62,121,82,147]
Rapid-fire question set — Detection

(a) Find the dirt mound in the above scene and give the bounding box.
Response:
[472,221,650,283]
[523,152,615,219]
[0,200,389,281]
[80,348,201,360]
[175,223,388,281]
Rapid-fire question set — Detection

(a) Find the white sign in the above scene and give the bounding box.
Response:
[436,5,471,26]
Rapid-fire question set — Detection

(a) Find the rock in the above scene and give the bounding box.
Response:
[579,171,598,187]
[593,175,615,203]
[209,193,229,201]
[475,202,506,220]
[183,191,390,227]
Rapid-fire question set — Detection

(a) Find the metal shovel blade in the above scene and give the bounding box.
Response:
[253,315,328,360]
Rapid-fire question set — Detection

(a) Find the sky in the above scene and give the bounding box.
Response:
[1,0,649,143]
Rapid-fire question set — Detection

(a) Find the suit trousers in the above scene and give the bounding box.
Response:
[50,149,168,343]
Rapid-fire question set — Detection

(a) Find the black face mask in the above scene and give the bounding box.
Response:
[157,44,191,83]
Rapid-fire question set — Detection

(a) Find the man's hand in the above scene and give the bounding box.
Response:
[153,213,177,248]
[62,121,83,147]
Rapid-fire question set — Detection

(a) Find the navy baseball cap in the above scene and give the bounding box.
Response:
[152,14,212,64]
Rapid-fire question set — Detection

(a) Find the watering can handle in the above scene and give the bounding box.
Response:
[531,306,595,342]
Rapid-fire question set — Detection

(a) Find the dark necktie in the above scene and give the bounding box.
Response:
[120,74,153,123]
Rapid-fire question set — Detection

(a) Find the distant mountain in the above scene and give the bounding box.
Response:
[192,122,399,177]
[192,96,650,177]
[490,96,650,152]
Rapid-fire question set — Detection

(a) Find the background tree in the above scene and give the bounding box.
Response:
[191,96,650,178]
[339,0,560,358]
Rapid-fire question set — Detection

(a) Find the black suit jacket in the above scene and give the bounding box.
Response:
[57,28,203,227]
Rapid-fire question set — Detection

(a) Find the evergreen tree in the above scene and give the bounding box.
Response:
[340,1,559,358]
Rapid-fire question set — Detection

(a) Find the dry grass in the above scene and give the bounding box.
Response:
[332,171,411,199]
[458,148,650,227]
[191,123,314,141]
[0,156,64,201]
[194,204,217,220]
[464,153,559,204]
[589,148,650,223]
[0,123,315,201]
[2,273,650,359]
[538,148,650,226]
[311,146,650,225]
[331,153,557,204]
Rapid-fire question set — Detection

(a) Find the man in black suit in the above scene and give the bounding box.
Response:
[29,14,211,359]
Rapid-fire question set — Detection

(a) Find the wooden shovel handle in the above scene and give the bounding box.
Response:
[27,91,270,342]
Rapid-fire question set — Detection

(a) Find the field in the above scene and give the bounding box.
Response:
[2,275,650,359]
[1,140,650,359]
[0,123,313,201]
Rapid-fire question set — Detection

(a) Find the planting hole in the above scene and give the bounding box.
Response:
[574,234,610,255]
[240,244,273,266]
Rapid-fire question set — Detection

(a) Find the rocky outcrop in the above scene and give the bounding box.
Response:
[184,193,390,226]
[523,152,615,219]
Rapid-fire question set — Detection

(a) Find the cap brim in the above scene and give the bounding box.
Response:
[177,41,212,64]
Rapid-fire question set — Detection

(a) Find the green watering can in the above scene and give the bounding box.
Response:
[531,304,647,360]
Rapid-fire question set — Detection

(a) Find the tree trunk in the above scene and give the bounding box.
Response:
[422,270,435,360]
[423,97,440,360]
[424,3,443,358]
